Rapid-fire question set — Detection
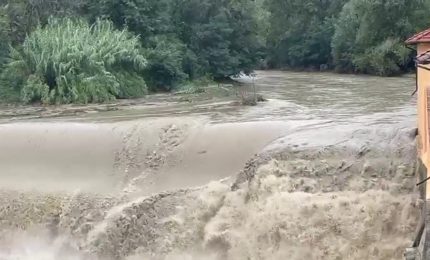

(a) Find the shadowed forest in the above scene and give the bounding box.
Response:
[0,0,428,104]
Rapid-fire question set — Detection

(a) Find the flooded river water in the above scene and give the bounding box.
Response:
[0,71,420,259]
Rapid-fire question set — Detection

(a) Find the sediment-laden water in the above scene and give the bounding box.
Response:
[0,71,420,259]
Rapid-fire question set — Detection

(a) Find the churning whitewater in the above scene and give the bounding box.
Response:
[0,71,420,259]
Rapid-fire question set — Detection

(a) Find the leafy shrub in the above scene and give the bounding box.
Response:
[143,36,188,91]
[175,76,213,94]
[0,6,9,70]
[352,39,410,76]
[1,18,147,104]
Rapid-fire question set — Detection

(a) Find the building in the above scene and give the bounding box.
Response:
[405,28,430,260]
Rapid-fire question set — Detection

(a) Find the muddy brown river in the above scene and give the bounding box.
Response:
[0,71,420,259]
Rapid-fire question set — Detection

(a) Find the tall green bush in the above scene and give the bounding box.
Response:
[1,18,147,104]
[143,36,188,91]
[352,38,410,76]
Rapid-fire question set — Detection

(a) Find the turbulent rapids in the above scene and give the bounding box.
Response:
[0,71,421,259]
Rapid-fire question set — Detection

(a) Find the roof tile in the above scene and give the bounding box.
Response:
[406,28,430,44]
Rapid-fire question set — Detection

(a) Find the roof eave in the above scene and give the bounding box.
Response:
[405,39,430,45]
[405,29,430,45]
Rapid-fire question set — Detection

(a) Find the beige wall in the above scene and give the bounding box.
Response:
[417,43,430,198]
[417,43,430,54]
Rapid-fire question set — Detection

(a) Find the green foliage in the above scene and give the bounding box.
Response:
[176,76,213,94]
[86,0,263,87]
[330,0,359,73]
[352,38,410,76]
[176,83,205,95]
[113,71,148,99]
[144,36,188,91]
[21,75,50,103]
[1,0,83,45]
[82,0,171,47]
[254,0,270,44]
[1,18,147,104]
[0,6,9,69]
[229,0,265,74]
[2,0,430,105]
[265,0,430,75]
[332,0,428,75]
[266,0,348,68]
[82,0,186,91]
[171,0,263,79]
[0,0,263,101]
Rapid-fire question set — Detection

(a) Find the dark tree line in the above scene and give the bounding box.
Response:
[266,0,430,75]
[0,0,264,103]
[0,0,429,104]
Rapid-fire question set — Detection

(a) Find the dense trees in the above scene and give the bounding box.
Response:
[82,0,171,46]
[1,0,430,104]
[332,0,428,75]
[0,0,83,45]
[171,0,263,79]
[83,0,263,86]
[0,6,9,70]
[266,0,348,69]
[0,0,263,103]
[266,0,430,75]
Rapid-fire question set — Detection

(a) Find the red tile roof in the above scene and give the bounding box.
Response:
[406,28,430,44]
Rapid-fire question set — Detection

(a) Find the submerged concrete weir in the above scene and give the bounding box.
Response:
[0,71,421,259]
[0,120,290,195]
[0,123,122,193]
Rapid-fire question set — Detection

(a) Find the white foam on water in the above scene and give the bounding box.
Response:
[0,71,419,259]
[0,231,87,260]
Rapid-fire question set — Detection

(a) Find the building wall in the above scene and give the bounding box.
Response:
[417,43,430,198]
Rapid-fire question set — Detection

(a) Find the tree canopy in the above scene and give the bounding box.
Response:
[266,0,430,75]
[0,0,430,104]
[331,0,428,75]
[0,0,263,103]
